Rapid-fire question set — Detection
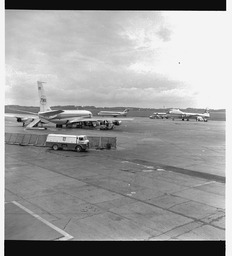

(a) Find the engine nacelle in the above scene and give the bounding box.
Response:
[16,117,31,123]
[16,117,23,122]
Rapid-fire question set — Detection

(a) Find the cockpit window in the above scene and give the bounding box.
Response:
[79,137,83,140]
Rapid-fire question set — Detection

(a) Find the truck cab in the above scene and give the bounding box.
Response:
[46,134,89,152]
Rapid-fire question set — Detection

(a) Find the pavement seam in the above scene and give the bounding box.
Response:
[105,210,161,237]
[6,147,225,238]
[168,223,206,240]
[9,145,225,183]
[146,194,225,230]
[11,200,74,241]
[6,160,225,228]
[62,218,72,230]
[5,188,30,202]
[170,222,225,240]
[11,160,224,231]
[202,211,225,228]
[147,220,203,240]
[165,199,192,210]
[8,194,60,221]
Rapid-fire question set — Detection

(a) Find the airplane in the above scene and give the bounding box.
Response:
[166,108,210,122]
[5,81,92,129]
[98,108,129,117]
[7,81,133,130]
[36,81,94,128]
[149,112,168,119]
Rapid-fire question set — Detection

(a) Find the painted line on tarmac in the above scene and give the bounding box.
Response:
[12,201,74,241]
[191,180,216,188]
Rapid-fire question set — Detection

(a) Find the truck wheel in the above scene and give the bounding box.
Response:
[52,144,59,151]
[76,146,82,152]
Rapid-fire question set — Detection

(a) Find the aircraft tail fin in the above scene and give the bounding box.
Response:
[37,81,51,112]
[204,108,210,113]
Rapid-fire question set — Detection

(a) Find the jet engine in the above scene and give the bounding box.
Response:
[16,117,23,122]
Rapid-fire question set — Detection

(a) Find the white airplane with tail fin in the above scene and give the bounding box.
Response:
[98,108,129,117]
[166,108,210,122]
[149,112,168,119]
[7,81,133,129]
[37,81,93,128]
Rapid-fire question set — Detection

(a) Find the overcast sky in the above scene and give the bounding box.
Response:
[5,10,230,109]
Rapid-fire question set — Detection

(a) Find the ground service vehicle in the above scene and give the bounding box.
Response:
[46,134,89,152]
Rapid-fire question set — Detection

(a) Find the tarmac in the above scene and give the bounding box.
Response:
[4,117,226,240]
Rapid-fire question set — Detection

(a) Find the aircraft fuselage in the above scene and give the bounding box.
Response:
[39,110,93,125]
[98,111,127,117]
[166,109,210,121]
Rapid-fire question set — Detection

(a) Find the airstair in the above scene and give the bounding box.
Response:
[25,117,42,129]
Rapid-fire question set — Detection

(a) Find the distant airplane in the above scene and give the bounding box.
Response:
[149,112,168,119]
[98,108,129,117]
[7,81,133,129]
[166,108,210,122]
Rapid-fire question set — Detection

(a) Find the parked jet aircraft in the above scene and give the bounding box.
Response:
[7,81,133,129]
[98,108,129,117]
[149,112,168,119]
[166,108,210,122]
[36,81,95,128]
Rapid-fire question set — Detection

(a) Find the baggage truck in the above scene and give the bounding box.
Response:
[46,134,89,152]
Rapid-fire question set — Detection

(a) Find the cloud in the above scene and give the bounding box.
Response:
[157,27,172,42]
[5,10,228,109]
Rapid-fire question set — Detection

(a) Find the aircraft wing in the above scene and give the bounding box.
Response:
[91,117,134,121]
[5,108,38,116]
[5,112,39,127]
[5,113,38,120]
[5,113,37,118]
[39,109,64,117]
[67,117,134,124]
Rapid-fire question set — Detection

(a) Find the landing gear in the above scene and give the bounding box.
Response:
[66,124,73,128]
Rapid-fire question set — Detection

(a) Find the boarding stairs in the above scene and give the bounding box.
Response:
[25,117,41,129]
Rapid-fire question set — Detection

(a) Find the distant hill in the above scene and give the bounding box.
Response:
[5,105,226,121]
